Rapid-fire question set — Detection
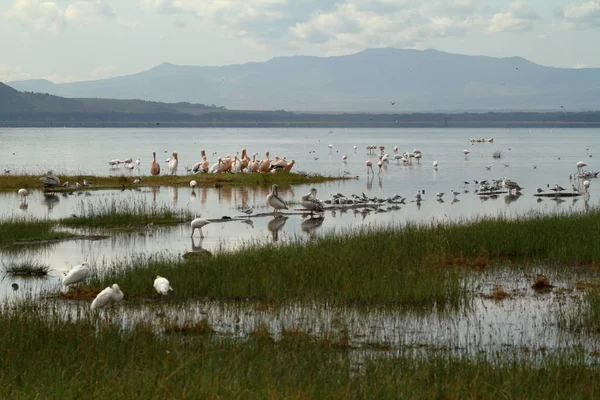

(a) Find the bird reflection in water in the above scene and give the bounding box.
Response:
[504,193,522,205]
[169,187,178,205]
[301,216,324,238]
[42,194,60,212]
[190,189,197,200]
[366,175,373,191]
[267,215,288,241]
[19,202,28,211]
[150,186,159,202]
[190,237,211,256]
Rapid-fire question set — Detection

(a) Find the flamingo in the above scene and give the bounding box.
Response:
[342,155,347,162]
[267,184,288,214]
[153,276,173,302]
[17,188,28,205]
[190,217,211,237]
[433,160,438,169]
[168,151,178,175]
[62,262,91,292]
[584,180,591,193]
[150,152,160,176]
[463,149,470,159]
[91,284,124,310]
[190,180,197,189]
[576,161,587,174]
[365,160,374,175]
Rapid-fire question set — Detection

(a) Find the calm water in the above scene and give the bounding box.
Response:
[2,127,600,353]
[1,127,598,300]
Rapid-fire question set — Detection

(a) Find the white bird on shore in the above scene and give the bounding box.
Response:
[301,188,324,216]
[190,217,211,237]
[40,171,60,187]
[267,184,288,214]
[168,151,179,175]
[91,284,124,310]
[62,262,91,291]
[153,276,173,301]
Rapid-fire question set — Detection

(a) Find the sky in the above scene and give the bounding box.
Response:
[1,0,599,83]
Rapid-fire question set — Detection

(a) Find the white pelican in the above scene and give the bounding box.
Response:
[365,160,374,175]
[40,171,60,187]
[190,180,197,188]
[91,284,124,310]
[168,152,179,175]
[150,152,161,176]
[270,156,287,172]
[17,188,28,204]
[267,184,288,214]
[248,154,259,173]
[258,151,271,173]
[282,160,295,172]
[208,158,223,173]
[190,217,211,237]
[153,275,173,301]
[62,262,91,291]
[301,188,324,216]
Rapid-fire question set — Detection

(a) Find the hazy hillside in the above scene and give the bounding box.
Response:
[7,48,600,112]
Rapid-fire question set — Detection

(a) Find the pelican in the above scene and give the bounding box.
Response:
[190,180,197,188]
[153,275,173,301]
[62,262,91,291]
[365,160,374,175]
[91,284,124,310]
[270,156,287,172]
[168,152,179,175]
[301,188,324,216]
[190,217,210,237]
[40,171,60,187]
[282,160,295,172]
[17,188,28,204]
[258,151,271,173]
[150,152,161,176]
[267,184,288,214]
[248,154,259,173]
[208,158,223,173]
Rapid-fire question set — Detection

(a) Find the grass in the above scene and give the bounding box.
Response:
[59,199,195,229]
[0,171,346,191]
[2,259,50,277]
[493,150,503,159]
[1,304,600,399]
[0,216,74,246]
[86,208,600,308]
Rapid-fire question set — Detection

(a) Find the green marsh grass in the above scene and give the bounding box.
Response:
[94,208,600,307]
[2,259,50,277]
[1,303,600,399]
[0,217,74,246]
[493,150,503,159]
[0,171,345,191]
[59,199,195,229]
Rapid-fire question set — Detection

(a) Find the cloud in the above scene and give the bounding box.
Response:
[559,1,600,29]
[118,18,143,28]
[488,1,540,33]
[89,65,117,80]
[5,0,66,33]
[0,64,33,82]
[5,0,115,32]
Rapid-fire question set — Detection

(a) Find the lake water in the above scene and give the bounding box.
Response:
[1,127,599,301]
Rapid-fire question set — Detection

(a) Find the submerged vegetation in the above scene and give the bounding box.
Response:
[0,217,74,247]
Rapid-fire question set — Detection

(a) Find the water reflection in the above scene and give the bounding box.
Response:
[301,216,325,238]
[267,215,288,241]
[42,194,60,212]
[504,193,522,204]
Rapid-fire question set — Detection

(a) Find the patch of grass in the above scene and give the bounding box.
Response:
[0,216,74,247]
[59,199,194,229]
[493,150,503,159]
[2,259,50,277]
[0,172,346,191]
[1,304,600,399]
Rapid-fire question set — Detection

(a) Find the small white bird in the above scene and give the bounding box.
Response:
[190,217,211,237]
[62,262,91,291]
[133,178,141,184]
[91,284,124,310]
[153,275,173,301]
[190,180,197,189]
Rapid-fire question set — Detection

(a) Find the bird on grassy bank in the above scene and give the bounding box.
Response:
[168,152,179,175]
[91,284,124,310]
[267,184,288,215]
[153,276,173,301]
[190,217,211,238]
[301,188,324,216]
[40,171,60,187]
[150,152,160,176]
[62,262,91,292]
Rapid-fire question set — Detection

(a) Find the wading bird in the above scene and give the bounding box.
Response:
[62,262,91,292]
[91,284,124,310]
[153,276,173,302]
[267,184,288,214]
[190,217,210,238]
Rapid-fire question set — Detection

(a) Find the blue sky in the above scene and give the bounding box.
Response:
[1,0,599,83]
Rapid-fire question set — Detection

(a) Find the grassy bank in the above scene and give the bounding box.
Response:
[0,217,74,247]
[0,304,599,399]
[59,199,194,229]
[90,209,600,307]
[0,171,346,191]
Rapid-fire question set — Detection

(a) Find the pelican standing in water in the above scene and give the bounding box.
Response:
[168,151,179,175]
[301,188,324,216]
[267,184,288,214]
[150,152,161,176]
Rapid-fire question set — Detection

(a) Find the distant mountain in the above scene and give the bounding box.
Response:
[7,48,600,112]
